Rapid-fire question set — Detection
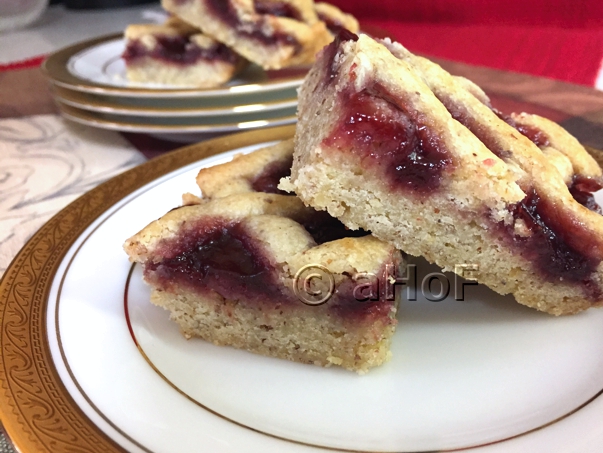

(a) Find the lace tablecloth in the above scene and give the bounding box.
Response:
[0,434,13,453]
[0,115,146,273]
[0,115,147,453]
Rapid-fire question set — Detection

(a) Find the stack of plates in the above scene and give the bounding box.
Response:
[43,33,307,139]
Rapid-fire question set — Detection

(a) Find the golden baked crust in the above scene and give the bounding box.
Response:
[285,32,603,315]
[124,142,403,373]
[509,112,602,179]
[314,2,359,34]
[162,0,332,69]
[196,139,294,198]
[257,0,319,23]
[125,16,199,41]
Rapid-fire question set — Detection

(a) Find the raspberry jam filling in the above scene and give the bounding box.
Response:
[205,0,300,50]
[254,0,302,21]
[317,12,345,35]
[513,123,550,148]
[145,217,393,317]
[569,175,603,214]
[250,156,294,194]
[323,87,453,194]
[502,189,603,298]
[328,265,399,323]
[324,28,358,83]
[301,210,369,244]
[494,110,551,148]
[146,218,284,303]
[248,157,370,240]
[123,35,238,65]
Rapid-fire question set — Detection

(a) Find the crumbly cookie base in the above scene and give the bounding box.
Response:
[150,288,396,373]
[289,147,603,315]
[125,58,239,87]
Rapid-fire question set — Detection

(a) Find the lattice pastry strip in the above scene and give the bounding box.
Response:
[314,2,359,35]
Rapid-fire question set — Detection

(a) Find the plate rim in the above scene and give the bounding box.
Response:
[55,101,297,133]
[51,85,299,117]
[42,34,307,98]
[0,125,296,453]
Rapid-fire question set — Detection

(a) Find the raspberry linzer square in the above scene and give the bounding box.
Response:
[122,16,246,87]
[161,0,338,69]
[283,31,603,316]
[125,140,402,373]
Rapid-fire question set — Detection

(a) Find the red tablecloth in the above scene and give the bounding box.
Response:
[330,0,603,87]
[3,1,602,88]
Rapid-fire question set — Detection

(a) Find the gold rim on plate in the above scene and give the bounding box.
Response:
[42,34,309,98]
[0,126,296,453]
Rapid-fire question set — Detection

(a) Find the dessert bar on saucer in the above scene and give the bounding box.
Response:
[122,16,247,87]
[124,140,403,373]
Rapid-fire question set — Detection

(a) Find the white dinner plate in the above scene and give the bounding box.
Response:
[43,34,309,98]
[2,127,603,453]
